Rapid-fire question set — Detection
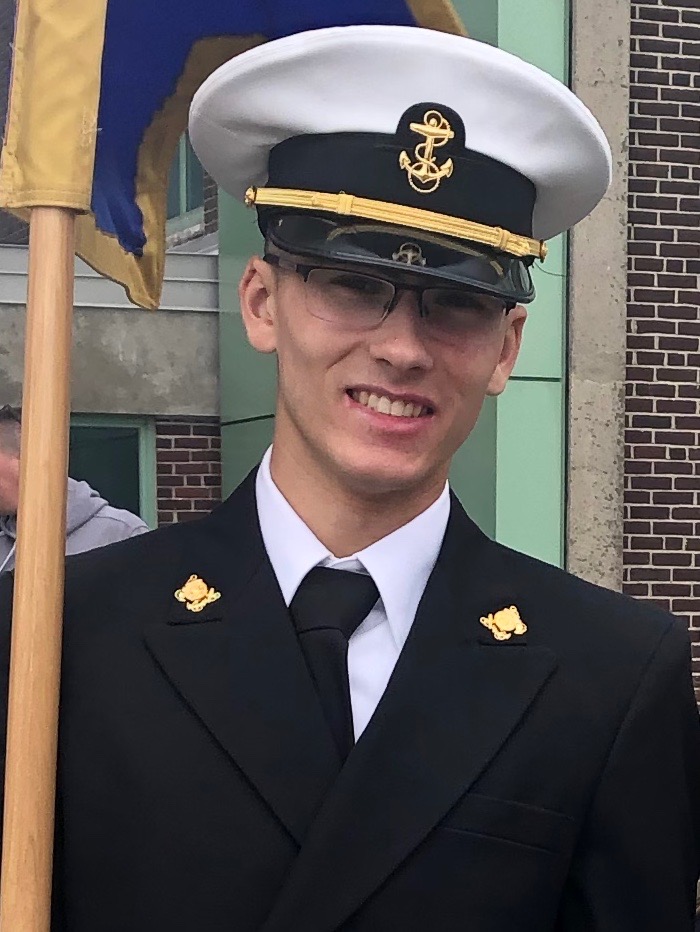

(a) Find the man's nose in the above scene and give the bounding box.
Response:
[368,290,434,372]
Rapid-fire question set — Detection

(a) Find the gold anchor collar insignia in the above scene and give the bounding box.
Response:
[175,575,221,613]
[480,606,527,642]
[399,109,455,195]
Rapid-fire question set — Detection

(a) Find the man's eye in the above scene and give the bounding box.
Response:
[431,290,498,313]
[433,290,479,310]
[328,274,382,295]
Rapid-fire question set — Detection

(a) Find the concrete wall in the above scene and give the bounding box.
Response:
[567,0,631,589]
[0,305,218,416]
[0,247,220,416]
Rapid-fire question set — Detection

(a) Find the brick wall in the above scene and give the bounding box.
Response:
[625,0,700,700]
[155,417,222,524]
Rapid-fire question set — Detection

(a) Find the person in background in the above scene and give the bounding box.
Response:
[0,404,149,575]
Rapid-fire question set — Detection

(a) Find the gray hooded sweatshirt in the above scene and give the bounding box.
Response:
[0,477,149,575]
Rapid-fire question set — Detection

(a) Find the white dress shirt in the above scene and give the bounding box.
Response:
[256,447,450,739]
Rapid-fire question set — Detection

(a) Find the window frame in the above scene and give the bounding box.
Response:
[166,135,205,235]
[69,414,158,529]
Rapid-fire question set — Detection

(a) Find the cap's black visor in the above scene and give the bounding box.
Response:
[263,212,536,304]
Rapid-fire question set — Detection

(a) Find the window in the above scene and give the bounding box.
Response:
[69,416,157,528]
[167,135,204,231]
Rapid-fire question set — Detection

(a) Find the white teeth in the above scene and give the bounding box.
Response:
[351,391,428,418]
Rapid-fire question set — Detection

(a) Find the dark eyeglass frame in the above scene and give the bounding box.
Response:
[263,254,516,320]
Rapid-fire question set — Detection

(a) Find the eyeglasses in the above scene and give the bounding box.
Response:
[264,256,514,341]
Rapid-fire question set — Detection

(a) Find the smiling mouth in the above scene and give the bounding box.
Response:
[347,389,434,418]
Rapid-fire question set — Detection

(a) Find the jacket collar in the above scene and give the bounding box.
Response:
[256,446,451,653]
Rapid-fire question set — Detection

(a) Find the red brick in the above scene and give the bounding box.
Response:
[629,567,672,581]
[158,476,186,488]
[173,437,210,449]
[653,583,693,597]
[174,463,210,475]
[663,23,700,39]
[676,477,700,490]
[155,424,193,437]
[639,6,680,23]
[630,476,673,489]
[677,570,700,583]
[656,399,696,412]
[672,600,700,613]
[633,20,662,36]
[157,451,191,463]
[652,552,693,567]
[653,461,694,474]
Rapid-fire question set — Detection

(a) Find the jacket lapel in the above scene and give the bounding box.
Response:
[262,499,558,932]
[143,474,340,845]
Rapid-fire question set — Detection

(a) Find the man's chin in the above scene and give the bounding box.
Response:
[334,453,437,500]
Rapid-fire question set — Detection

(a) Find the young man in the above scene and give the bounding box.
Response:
[1,26,699,932]
[0,405,148,575]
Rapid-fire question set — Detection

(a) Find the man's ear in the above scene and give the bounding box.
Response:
[486,305,527,397]
[238,256,279,354]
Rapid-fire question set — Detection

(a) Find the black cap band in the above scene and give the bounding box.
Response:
[265,102,537,238]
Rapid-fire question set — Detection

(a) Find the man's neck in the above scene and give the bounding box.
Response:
[268,443,446,558]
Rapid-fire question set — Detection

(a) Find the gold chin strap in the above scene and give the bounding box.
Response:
[245,186,548,262]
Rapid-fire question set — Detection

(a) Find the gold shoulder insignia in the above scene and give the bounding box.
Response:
[175,575,221,613]
[480,605,527,641]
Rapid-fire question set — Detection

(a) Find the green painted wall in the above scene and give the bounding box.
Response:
[453,0,569,565]
[494,0,569,567]
[459,0,498,46]
[217,0,570,565]
[218,199,275,491]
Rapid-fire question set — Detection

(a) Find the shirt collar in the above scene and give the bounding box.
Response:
[256,446,450,650]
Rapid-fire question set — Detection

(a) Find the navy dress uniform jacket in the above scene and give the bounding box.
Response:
[0,472,699,931]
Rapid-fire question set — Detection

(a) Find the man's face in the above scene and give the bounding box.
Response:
[0,450,20,515]
[240,257,526,499]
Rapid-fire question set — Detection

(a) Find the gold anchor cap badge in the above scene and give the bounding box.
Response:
[480,606,527,642]
[392,242,427,266]
[399,109,455,194]
[175,575,222,613]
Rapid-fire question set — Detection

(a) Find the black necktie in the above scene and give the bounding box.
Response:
[290,566,379,761]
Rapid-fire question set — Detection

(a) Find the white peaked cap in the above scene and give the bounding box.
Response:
[190,25,612,242]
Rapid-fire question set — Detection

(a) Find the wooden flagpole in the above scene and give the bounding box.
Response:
[0,207,76,932]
